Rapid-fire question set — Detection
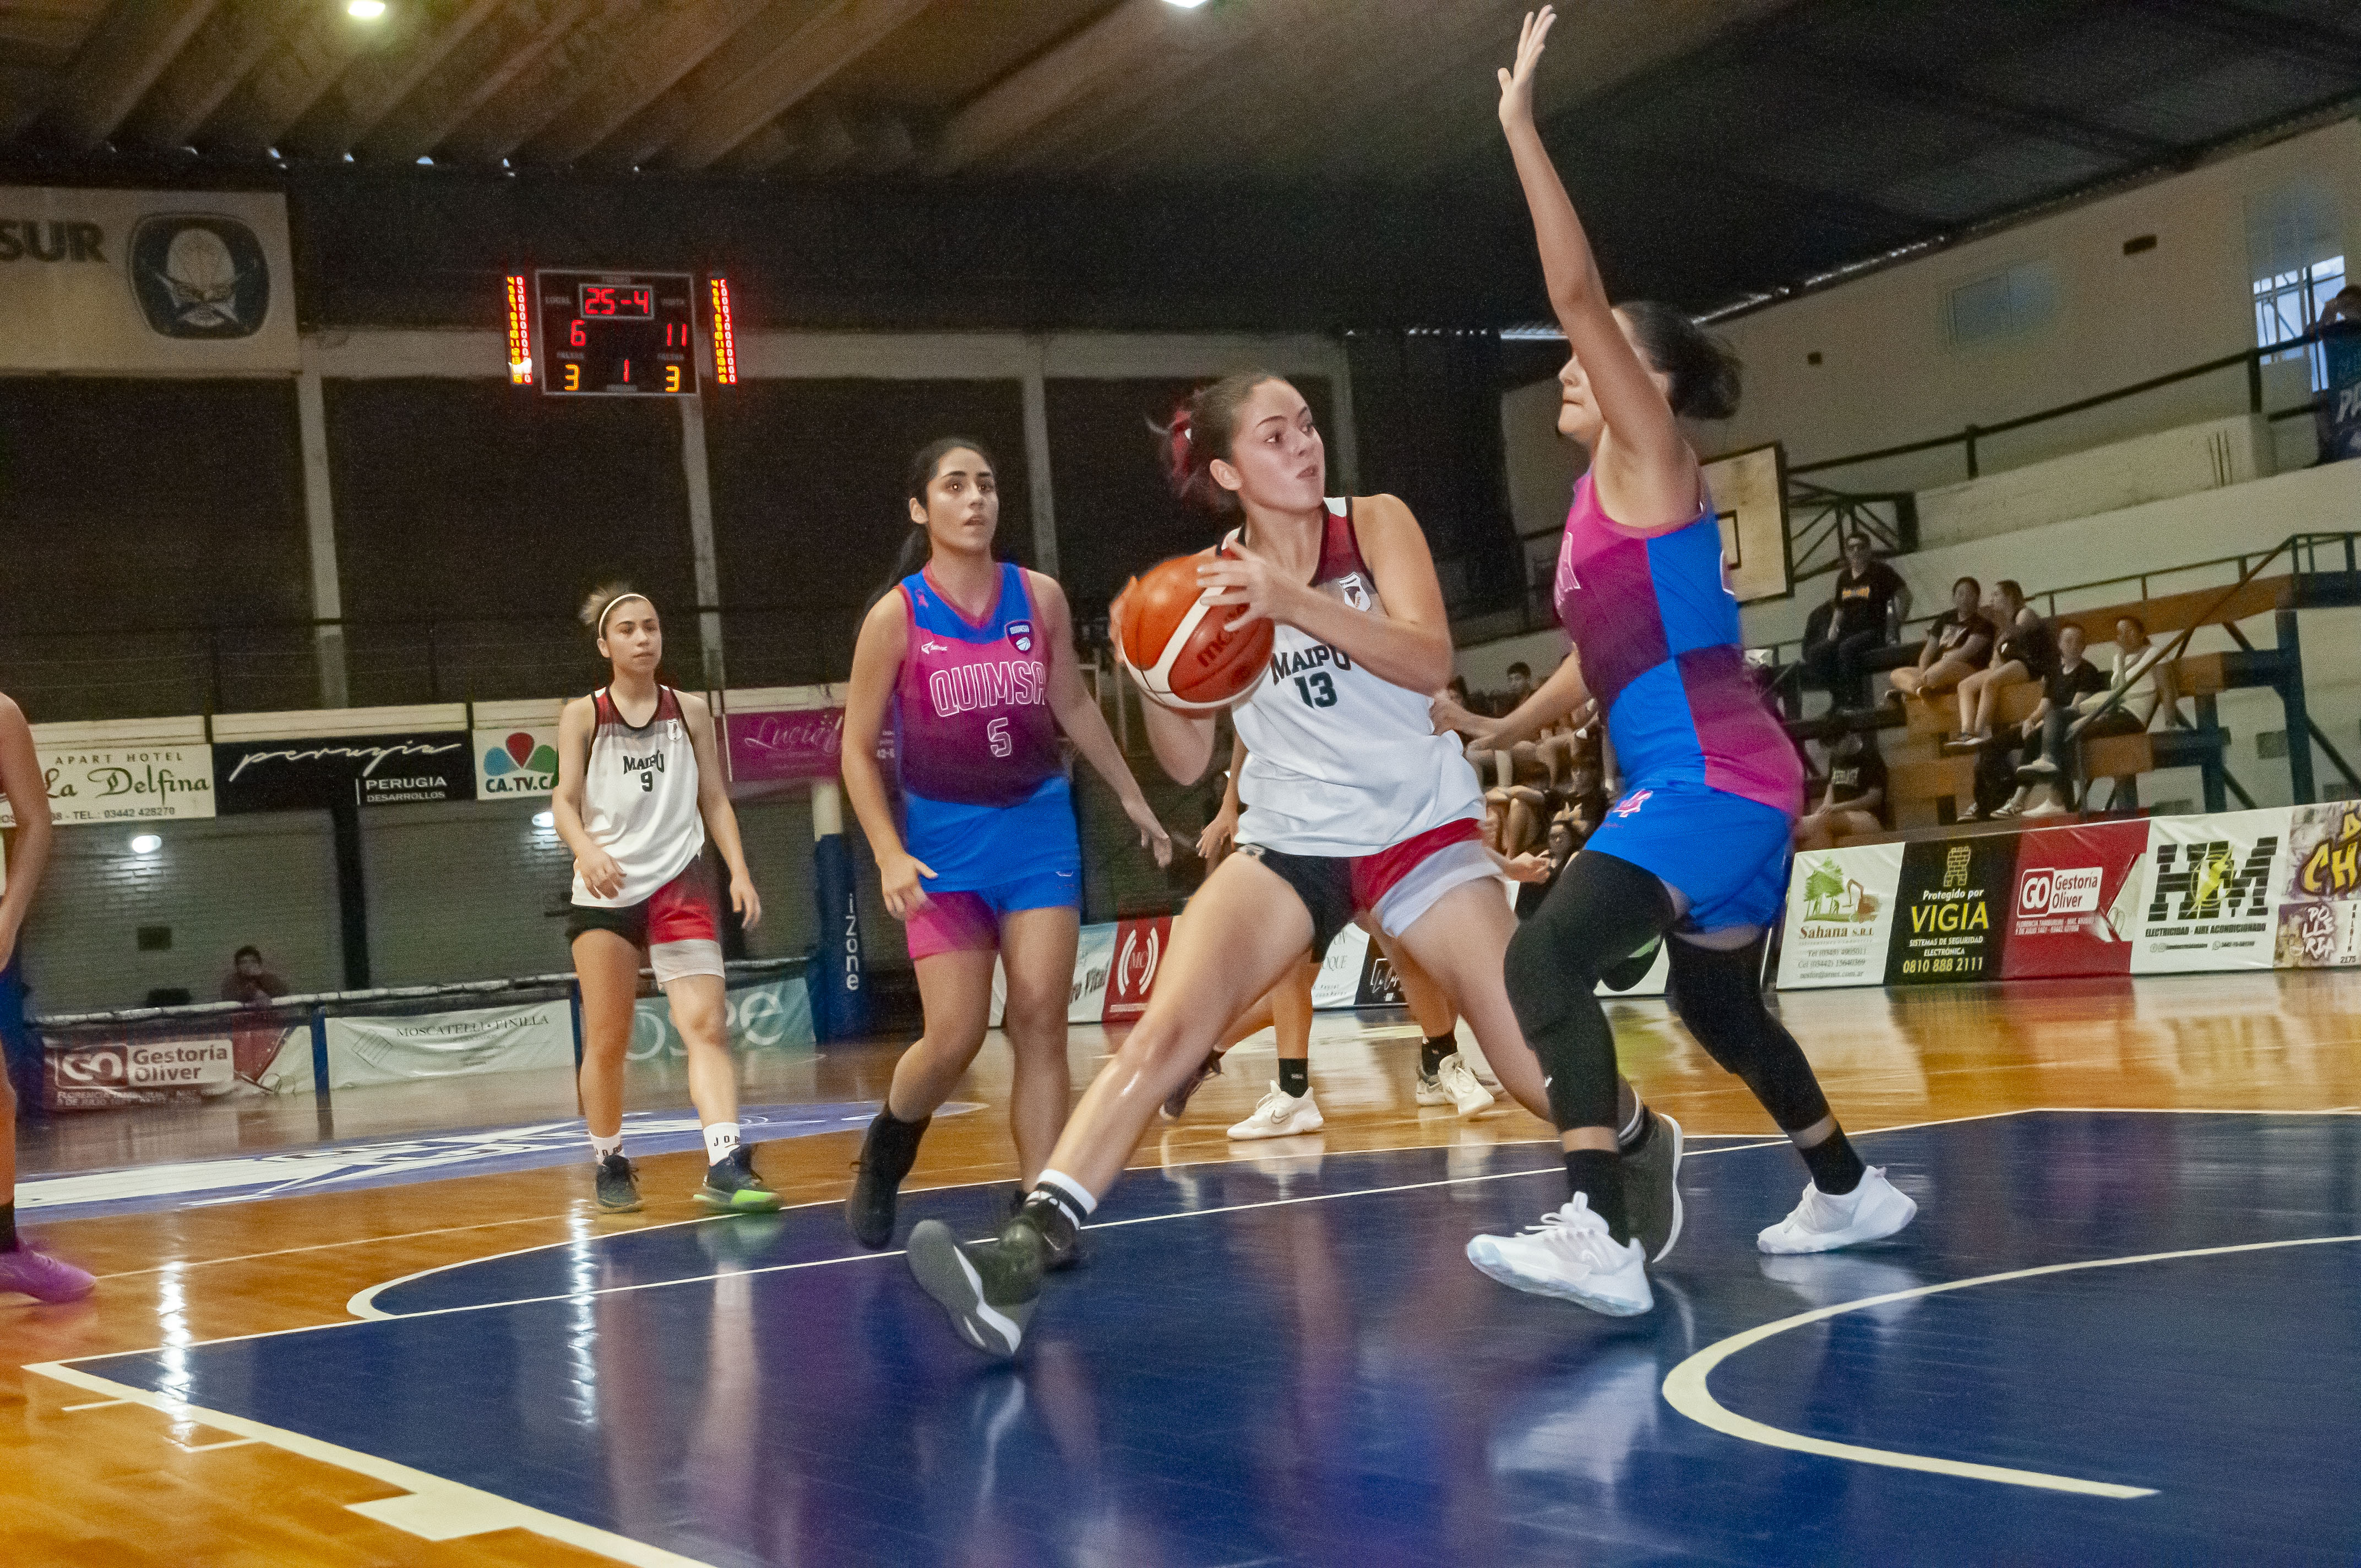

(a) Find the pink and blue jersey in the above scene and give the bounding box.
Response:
[894,562,1077,892]
[1553,472,1803,819]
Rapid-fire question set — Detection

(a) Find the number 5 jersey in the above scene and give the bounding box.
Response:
[1226,498,1483,857]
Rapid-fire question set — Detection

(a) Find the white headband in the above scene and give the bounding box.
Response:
[595,592,652,636]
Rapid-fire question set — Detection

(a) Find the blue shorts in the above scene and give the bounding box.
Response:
[902,774,1081,890]
[905,868,1080,960]
[1584,781,1793,933]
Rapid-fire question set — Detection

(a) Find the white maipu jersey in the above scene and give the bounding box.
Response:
[1228,499,1484,857]
[570,685,707,908]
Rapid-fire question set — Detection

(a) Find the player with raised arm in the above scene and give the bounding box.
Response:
[838,439,1172,1252]
[1464,9,1916,1319]
[901,373,1678,1357]
[553,586,777,1216]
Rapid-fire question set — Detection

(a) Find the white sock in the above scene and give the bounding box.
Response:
[591,1130,624,1161]
[1033,1168,1097,1218]
[703,1122,741,1164]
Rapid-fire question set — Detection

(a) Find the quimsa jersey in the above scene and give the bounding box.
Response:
[894,561,1062,807]
[1228,498,1483,857]
[570,685,707,908]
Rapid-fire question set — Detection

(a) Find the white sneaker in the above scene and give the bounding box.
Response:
[1433,1053,1495,1115]
[1414,1068,1453,1106]
[1756,1166,1918,1255]
[1465,1195,1653,1317]
[1227,1083,1324,1140]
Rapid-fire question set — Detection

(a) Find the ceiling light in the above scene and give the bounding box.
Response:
[532,810,556,829]
[130,834,161,855]
[349,1,388,19]
[1163,0,1210,7]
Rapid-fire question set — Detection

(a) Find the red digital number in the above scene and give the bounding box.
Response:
[619,359,630,384]
[627,287,652,316]
[584,285,616,317]
[570,319,586,347]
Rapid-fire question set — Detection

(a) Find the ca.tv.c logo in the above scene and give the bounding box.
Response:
[482,731,559,792]
[129,214,270,340]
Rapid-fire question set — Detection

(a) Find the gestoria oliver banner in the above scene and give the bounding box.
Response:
[475,727,561,799]
[1778,842,1905,989]
[2000,820,2150,979]
[0,743,215,827]
[2129,807,2290,973]
[0,188,297,373]
[43,1031,238,1112]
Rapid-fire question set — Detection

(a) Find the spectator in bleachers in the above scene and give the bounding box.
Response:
[2319,285,2361,466]
[1516,817,1579,920]
[1990,621,2109,818]
[1794,731,1888,850]
[1803,531,1910,710]
[2015,613,2175,811]
[1889,575,1993,702]
[220,945,289,1005]
[1947,579,2052,746]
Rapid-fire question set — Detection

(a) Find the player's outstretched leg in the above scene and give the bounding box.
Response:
[1665,935,1917,1253]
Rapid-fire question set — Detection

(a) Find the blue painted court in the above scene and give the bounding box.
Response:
[40,1111,2361,1566]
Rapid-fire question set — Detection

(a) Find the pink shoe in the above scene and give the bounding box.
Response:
[0,1244,96,1302]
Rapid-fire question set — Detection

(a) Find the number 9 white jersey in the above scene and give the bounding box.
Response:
[1227,499,1484,857]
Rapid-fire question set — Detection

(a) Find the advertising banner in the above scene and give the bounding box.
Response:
[2273,801,2361,967]
[2130,807,2290,973]
[992,921,1119,1028]
[1999,820,2150,979]
[474,727,560,799]
[0,742,215,827]
[0,187,297,373]
[1777,842,1905,989]
[320,1000,572,1090]
[632,974,815,1060]
[1103,917,1171,1022]
[1311,925,1372,1009]
[43,1032,238,1112]
[723,707,849,785]
[214,732,474,813]
[1886,834,2020,985]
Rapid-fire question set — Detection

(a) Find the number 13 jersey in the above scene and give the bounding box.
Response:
[1226,499,1483,857]
[572,685,706,908]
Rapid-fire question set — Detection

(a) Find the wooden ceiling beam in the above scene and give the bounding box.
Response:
[525,0,774,166]
[363,0,602,164]
[440,0,647,162]
[206,6,384,153]
[928,0,1199,175]
[40,0,223,149]
[118,0,311,150]
[295,0,508,154]
[661,0,935,171]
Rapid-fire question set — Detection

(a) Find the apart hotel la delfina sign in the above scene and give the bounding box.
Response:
[0,187,297,372]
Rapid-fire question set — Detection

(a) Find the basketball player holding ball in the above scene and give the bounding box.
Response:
[554,586,777,1216]
[838,438,1172,1252]
[1462,9,1916,1319]
[904,375,1677,1357]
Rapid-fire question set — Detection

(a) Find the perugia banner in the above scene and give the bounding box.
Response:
[1778,842,1905,989]
[2000,820,2150,979]
[1886,834,2019,985]
[2129,807,2289,973]
[214,732,474,813]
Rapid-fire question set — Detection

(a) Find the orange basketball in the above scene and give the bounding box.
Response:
[1114,548,1275,712]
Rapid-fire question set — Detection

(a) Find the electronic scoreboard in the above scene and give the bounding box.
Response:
[504,270,739,396]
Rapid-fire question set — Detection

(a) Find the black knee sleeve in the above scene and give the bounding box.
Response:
[1504,851,1673,1132]
[1665,936,1832,1134]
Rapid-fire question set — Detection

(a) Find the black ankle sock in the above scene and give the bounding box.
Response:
[0,1202,14,1251]
[863,1107,931,1184]
[1015,1191,1079,1251]
[1419,1035,1456,1077]
[1798,1126,1866,1196]
[1563,1150,1630,1243]
[1277,1058,1310,1099]
[1616,1104,1656,1155]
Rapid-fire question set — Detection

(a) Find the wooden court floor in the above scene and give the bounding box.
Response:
[7,969,2361,1565]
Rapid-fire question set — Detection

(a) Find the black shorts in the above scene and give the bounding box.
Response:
[1238,845,1355,962]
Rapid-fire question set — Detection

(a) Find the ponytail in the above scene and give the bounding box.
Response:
[1154,371,1285,514]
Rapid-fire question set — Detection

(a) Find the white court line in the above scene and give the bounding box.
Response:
[62,1398,130,1411]
[1661,1232,2361,1499]
[94,1211,581,1282]
[24,1360,716,1568]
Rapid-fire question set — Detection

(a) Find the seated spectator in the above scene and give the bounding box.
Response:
[2017,613,2177,811]
[220,945,289,1005]
[1802,531,1910,710]
[1517,818,1579,919]
[2319,285,2361,466]
[1949,580,2052,745]
[1890,576,1993,700]
[1989,622,2110,818]
[1795,731,1888,849]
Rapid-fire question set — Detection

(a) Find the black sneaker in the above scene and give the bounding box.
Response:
[847,1110,931,1248]
[594,1153,641,1213]
[1162,1052,1222,1119]
[907,1214,1049,1358]
[1008,1188,1081,1271]
[697,1145,783,1213]
[1622,1109,1685,1263]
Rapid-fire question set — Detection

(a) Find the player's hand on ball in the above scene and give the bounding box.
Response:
[879,850,937,918]
[1198,549,1304,634]
[1124,795,1176,868]
[576,848,627,900]
[730,873,763,930]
